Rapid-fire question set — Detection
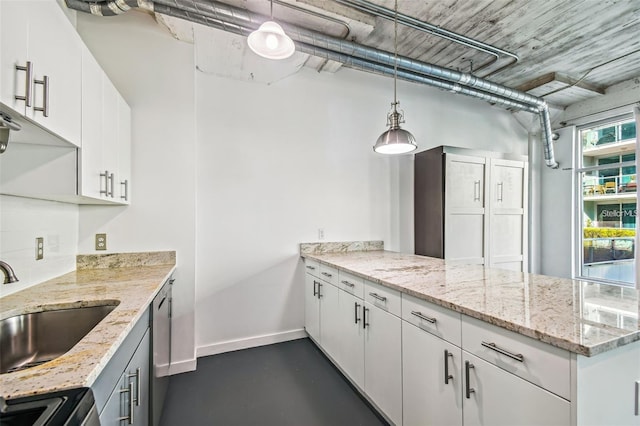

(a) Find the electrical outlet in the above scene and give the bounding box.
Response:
[318,228,325,240]
[95,233,107,251]
[36,237,44,260]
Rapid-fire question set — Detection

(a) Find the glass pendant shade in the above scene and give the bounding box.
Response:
[374,127,417,154]
[247,21,295,60]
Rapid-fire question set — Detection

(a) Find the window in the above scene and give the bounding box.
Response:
[577,116,637,286]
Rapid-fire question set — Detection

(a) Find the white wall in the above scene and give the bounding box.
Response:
[71,11,529,361]
[76,11,197,372]
[194,25,529,353]
[0,195,78,297]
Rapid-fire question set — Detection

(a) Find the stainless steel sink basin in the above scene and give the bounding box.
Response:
[0,303,119,374]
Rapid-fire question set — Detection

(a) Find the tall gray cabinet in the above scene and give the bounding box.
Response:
[414,146,529,272]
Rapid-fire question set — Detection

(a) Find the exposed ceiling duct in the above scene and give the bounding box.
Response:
[65,0,559,168]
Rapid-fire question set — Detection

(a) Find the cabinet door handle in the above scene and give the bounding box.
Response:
[444,349,453,384]
[341,280,355,288]
[635,380,639,416]
[100,170,109,196]
[473,180,481,202]
[354,302,360,324]
[481,341,524,362]
[14,61,32,106]
[312,280,319,297]
[109,173,115,197]
[321,272,333,278]
[411,310,437,323]
[121,179,129,201]
[317,282,323,298]
[306,265,316,270]
[362,306,369,329]
[369,292,387,302]
[33,75,49,117]
[465,360,475,399]
[497,182,504,202]
[118,381,135,424]
[127,367,141,406]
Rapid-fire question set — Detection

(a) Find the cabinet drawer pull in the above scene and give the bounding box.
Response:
[481,341,524,362]
[14,61,33,106]
[444,350,453,384]
[411,311,436,323]
[118,381,135,424]
[362,306,369,329]
[465,360,475,399]
[127,367,141,406]
[473,180,481,202]
[341,280,355,288]
[497,182,504,202]
[369,292,387,302]
[121,179,129,201]
[321,272,333,278]
[354,302,361,324]
[33,75,49,117]
[305,265,316,270]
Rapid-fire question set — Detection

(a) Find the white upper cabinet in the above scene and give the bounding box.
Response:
[117,95,132,203]
[0,0,82,146]
[0,1,132,205]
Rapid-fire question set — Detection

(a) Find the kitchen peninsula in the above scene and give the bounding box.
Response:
[301,242,640,426]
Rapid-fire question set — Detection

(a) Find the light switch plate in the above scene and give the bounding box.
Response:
[95,233,107,251]
[36,237,44,260]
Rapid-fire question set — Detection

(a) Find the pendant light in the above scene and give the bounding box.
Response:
[247,0,295,60]
[373,0,417,155]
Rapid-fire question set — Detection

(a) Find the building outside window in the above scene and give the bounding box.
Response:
[577,116,636,286]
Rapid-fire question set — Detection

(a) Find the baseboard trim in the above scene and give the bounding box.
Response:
[168,358,197,375]
[196,329,307,358]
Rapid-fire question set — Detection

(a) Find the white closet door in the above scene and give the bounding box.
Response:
[445,154,488,264]
[489,159,528,272]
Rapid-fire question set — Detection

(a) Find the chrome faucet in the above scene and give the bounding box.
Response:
[0,261,19,284]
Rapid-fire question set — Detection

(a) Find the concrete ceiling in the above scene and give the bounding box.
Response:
[157,0,640,108]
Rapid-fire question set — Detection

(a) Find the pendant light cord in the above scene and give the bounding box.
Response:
[393,0,398,111]
[270,0,273,19]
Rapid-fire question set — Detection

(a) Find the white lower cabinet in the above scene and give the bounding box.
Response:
[402,322,462,426]
[462,351,570,426]
[337,290,364,389]
[364,301,403,425]
[319,279,340,362]
[304,272,320,342]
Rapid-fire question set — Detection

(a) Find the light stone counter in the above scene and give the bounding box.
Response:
[0,251,175,400]
[302,249,640,357]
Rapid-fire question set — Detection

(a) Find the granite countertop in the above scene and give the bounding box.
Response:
[0,252,176,400]
[301,248,640,357]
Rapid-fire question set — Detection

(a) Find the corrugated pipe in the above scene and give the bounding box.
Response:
[66,0,559,168]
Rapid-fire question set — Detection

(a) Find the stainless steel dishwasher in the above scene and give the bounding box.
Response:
[151,273,173,426]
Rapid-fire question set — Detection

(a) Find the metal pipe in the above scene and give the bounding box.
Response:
[65,0,558,167]
[334,0,520,74]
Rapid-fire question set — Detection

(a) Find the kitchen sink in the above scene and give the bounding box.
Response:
[0,303,119,374]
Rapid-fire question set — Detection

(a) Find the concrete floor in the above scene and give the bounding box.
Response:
[159,338,388,426]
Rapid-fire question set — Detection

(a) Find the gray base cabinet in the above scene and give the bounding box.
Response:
[100,330,150,425]
[93,308,150,425]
